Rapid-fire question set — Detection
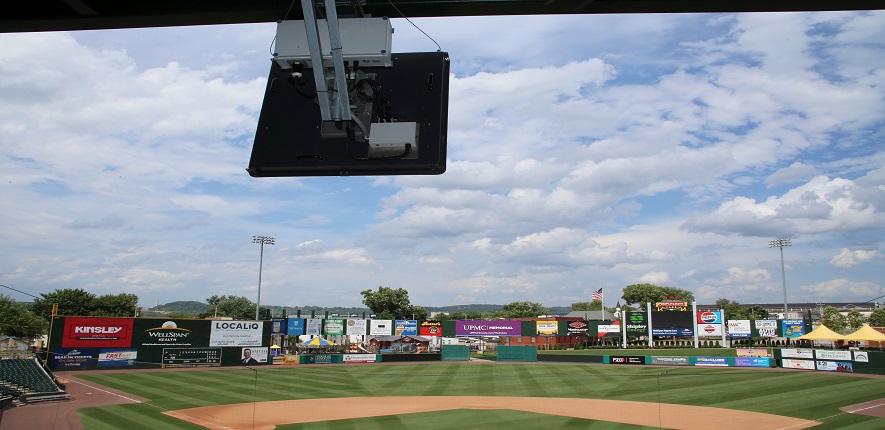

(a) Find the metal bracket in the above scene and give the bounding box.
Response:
[300,0,352,121]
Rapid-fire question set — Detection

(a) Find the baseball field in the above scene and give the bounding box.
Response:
[59,362,885,429]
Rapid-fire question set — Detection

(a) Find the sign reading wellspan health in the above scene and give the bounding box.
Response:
[209,321,263,347]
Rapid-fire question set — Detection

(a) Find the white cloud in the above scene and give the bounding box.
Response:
[830,248,882,268]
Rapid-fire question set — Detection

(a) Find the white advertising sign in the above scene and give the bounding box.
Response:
[305,318,322,336]
[781,348,814,359]
[346,319,367,336]
[370,319,393,336]
[782,359,815,370]
[209,321,263,347]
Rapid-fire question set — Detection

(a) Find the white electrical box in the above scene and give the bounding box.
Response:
[274,18,393,69]
[369,122,418,158]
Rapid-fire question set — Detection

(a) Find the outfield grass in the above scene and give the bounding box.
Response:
[72,363,885,429]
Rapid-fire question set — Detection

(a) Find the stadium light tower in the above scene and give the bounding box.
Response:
[769,239,792,319]
[253,235,275,320]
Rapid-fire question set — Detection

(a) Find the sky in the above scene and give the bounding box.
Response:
[1,11,883,311]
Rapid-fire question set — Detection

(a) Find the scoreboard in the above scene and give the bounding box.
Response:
[162,348,222,367]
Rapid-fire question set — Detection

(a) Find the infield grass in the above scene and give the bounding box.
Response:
[71,362,885,429]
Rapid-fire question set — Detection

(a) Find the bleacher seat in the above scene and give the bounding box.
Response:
[0,358,64,399]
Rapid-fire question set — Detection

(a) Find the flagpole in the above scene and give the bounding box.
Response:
[600,287,604,322]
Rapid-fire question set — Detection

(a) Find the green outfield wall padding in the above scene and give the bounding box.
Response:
[521,321,536,336]
[442,320,456,337]
[497,346,537,362]
[441,345,470,361]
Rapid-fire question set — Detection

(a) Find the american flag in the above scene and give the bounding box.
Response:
[591,288,603,301]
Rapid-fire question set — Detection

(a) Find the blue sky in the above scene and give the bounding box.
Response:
[1,11,883,310]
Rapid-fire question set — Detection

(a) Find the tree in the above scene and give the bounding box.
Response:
[821,306,847,332]
[716,298,744,321]
[93,293,140,317]
[0,295,47,338]
[361,287,415,320]
[621,284,695,306]
[846,310,868,330]
[869,309,885,327]
[31,288,97,320]
[502,301,549,318]
[746,305,769,320]
[201,295,258,319]
[571,301,602,311]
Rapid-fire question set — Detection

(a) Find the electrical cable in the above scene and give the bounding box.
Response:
[387,0,442,52]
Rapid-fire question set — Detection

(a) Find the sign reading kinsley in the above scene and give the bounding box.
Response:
[455,321,521,336]
[62,317,134,348]
[209,321,263,347]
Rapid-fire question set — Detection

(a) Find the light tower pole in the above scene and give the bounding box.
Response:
[768,239,792,319]
[253,235,275,320]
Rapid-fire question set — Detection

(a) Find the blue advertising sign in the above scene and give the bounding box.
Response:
[50,348,96,369]
[695,356,728,367]
[781,319,806,338]
[394,320,418,336]
[271,318,286,335]
[287,318,305,335]
[735,357,770,367]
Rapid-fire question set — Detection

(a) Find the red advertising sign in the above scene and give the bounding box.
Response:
[419,321,442,337]
[62,317,134,348]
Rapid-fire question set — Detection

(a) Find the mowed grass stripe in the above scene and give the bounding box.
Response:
[75,363,885,430]
[79,403,204,430]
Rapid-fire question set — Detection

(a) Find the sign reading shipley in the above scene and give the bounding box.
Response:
[456,320,520,336]
[62,317,134,348]
[208,321,263,347]
[625,312,648,335]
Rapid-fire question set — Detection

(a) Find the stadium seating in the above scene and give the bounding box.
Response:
[0,358,68,402]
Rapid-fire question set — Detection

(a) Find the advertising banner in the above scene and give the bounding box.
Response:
[610,356,645,365]
[782,359,815,370]
[754,320,778,338]
[97,348,138,367]
[652,327,693,336]
[735,357,770,367]
[50,348,96,369]
[816,361,853,372]
[695,357,728,366]
[567,320,589,336]
[815,350,851,361]
[370,319,393,336]
[324,318,345,336]
[696,311,722,324]
[209,321,263,347]
[395,320,418,336]
[727,320,751,338]
[651,356,689,366]
[271,319,286,335]
[134,319,210,348]
[781,348,814,359]
[625,312,648,336]
[287,318,305,335]
[736,349,769,357]
[305,318,322,336]
[62,317,134,348]
[781,319,806,338]
[597,322,621,337]
[346,319,368,336]
[536,321,558,336]
[854,351,870,363]
[343,354,377,363]
[239,347,268,364]
[697,324,722,336]
[455,320,521,336]
[161,347,222,367]
[419,321,442,337]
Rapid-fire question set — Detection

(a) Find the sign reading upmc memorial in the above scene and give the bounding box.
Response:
[455,321,521,336]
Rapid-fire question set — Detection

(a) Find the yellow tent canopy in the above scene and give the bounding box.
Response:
[843,324,885,341]
[797,324,844,341]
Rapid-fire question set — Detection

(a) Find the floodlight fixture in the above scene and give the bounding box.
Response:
[253,235,275,320]
[768,239,792,319]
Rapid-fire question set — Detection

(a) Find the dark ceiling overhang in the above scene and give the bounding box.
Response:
[3,0,884,33]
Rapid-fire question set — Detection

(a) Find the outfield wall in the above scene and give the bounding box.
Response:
[47,317,273,370]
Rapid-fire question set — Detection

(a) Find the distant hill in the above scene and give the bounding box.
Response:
[145,300,208,317]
